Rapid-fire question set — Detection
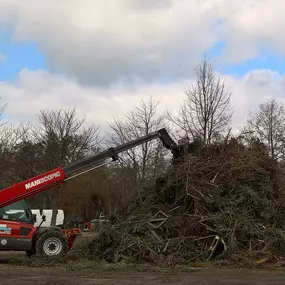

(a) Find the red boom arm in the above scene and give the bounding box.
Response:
[0,127,179,209]
[0,168,67,208]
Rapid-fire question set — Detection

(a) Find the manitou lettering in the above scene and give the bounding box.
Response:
[25,171,61,190]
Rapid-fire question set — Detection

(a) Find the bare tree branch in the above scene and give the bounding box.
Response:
[168,57,233,144]
[28,107,101,225]
[244,98,285,161]
[106,97,169,185]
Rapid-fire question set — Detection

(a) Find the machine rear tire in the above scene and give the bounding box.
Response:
[35,230,68,257]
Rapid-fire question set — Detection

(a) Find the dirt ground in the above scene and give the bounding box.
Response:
[1,265,285,285]
[1,234,285,284]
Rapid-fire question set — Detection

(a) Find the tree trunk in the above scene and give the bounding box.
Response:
[49,187,60,226]
[50,209,58,226]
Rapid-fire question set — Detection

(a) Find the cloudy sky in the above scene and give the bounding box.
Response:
[0,0,285,134]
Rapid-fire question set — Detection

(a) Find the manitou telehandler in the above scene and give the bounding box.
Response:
[0,128,178,257]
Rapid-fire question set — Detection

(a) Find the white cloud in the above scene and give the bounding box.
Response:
[213,0,285,64]
[0,69,187,132]
[225,69,285,132]
[0,0,284,87]
[0,68,284,136]
[0,0,221,87]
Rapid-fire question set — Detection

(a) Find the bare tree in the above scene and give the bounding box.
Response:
[37,108,100,166]
[0,99,28,188]
[168,57,233,144]
[106,97,168,186]
[33,108,100,225]
[244,98,285,161]
[0,124,29,187]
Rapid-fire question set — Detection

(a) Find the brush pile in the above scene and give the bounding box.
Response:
[88,137,285,265]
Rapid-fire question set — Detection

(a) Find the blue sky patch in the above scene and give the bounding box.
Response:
[207,42,285,77]
[0,32,47,82]
[224,54,285,77]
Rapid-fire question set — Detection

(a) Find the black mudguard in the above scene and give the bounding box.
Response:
[33,226,63,241]
[28,226,65,254]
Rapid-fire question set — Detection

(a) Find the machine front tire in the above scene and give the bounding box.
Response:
[35,230,68,257]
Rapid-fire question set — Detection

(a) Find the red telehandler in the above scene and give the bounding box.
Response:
[0,128,178,257]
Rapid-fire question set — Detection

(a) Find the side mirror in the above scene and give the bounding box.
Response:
[32,214,37,223]
[42,215,46,222]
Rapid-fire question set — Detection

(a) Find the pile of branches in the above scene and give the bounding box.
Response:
[88,138,285,265]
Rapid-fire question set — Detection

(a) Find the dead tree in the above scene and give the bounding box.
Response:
[168,57,233,145]
[33,108,100,226]
[0,99,28,188]
[106,97,169,186]
[245,98,285,161]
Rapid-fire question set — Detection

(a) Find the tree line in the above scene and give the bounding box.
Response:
[0,57,284,225]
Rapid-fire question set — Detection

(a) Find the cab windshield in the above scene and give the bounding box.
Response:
[0,200,33,223]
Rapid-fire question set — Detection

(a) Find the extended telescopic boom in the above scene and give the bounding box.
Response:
[63,128,178,173]
[0,128,178,208]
